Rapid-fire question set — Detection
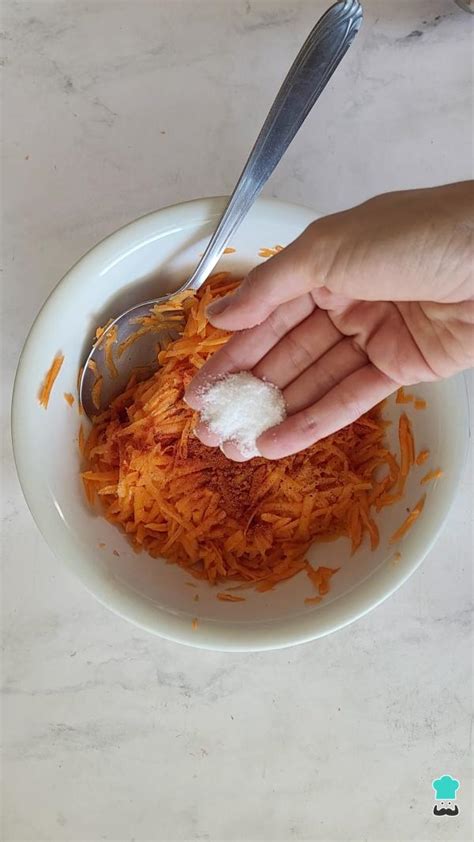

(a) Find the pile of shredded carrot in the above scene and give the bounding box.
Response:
[80,273,425,595]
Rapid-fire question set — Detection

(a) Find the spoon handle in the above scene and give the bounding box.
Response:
[185,0,363,291]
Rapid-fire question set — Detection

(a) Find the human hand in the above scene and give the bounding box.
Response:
[186,182,474,460]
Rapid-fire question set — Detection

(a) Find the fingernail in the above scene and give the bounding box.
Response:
[207,296,230,318]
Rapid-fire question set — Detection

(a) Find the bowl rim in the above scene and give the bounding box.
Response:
[11,196,471,651]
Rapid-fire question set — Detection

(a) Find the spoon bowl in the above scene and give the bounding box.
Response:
[80,299,182,418]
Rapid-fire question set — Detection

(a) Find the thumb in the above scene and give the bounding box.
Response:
[206,233,316,330]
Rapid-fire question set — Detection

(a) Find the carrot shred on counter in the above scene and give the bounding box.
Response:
[389,495,426,544]
[304,595,322,605]
[38,353,64,408]
[420,468,443,485]
[191,618,199,632]
[64,392,75,407]
[223,247,236,254]
[81,273,421,594]
[396,387,413,404]
[217,592,246,602]
[414,398,427,410]
[416,449,430,466]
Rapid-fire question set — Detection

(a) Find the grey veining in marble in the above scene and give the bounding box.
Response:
[2,1,473,840]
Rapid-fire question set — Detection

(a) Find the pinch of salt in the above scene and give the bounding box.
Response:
[199,372,286,457]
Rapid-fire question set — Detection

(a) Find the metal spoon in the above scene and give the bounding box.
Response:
[81,0,363,418]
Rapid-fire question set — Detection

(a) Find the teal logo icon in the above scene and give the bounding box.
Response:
[432,775,460,817]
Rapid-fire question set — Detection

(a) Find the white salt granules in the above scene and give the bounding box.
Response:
[199,372,286,458]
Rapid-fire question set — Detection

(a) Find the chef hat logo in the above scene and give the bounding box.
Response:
[432,775,460,800]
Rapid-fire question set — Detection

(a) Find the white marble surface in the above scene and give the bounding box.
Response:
[2,1,473,840]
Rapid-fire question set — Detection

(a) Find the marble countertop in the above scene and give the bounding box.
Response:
[2,1,473,840]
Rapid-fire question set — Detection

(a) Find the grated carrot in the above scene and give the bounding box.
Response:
[91,376,103,411]
[103,325,118,378]
[81,274,419,595]
[38,353,64,408]
[414,398,427,410]
[223,247,236,254]
[416,449,430,466]
[192,618,199,632]
[64,392,75,407]
[420,468,443,485]
[305,563,340,596]
[95,319,114,341]
[304,595,322,605]
[399,412,415,480]
[376,412,414,509]
[389,495,426,544]
[217,592,246,602]
[259,245,284,258]
[396,387,413,404]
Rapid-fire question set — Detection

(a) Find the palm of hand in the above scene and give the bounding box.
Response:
[316,288,472,383]
[187,184,473,459]
[310,289,456,387]
[189,288,469,459]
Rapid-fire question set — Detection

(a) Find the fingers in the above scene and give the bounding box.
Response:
[208,184,473,341]
[206,233,316,331]
[192,420,221,448]
[192,423,250,461]
[185,293,315,408]
[257,365,397,459]
[282,337,368,414]
[220,440,250,462]
[209,184,474,333]
[253,308,341,390]
[192,342,389,462]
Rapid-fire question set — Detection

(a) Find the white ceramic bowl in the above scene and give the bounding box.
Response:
[12,197,469,651]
